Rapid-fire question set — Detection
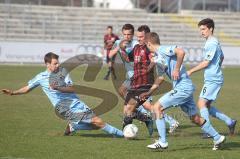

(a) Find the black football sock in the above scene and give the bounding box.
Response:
[122,115,133,129]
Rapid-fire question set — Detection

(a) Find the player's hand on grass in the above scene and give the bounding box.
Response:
[1,89,13,95]
[172,69,180,80]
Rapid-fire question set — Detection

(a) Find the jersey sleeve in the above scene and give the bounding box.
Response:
[28,74,41,90]
[154,56,166,77]
[204,42,217,61]
[161,45,177,56]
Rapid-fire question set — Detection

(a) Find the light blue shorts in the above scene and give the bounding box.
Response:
[199,82,222,101]
[55,99,95,123]
[159,89,197,117]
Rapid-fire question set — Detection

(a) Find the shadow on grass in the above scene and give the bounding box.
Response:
[80,133,148,140]
[148,141,240,152]
[148,143,211,152]
[80,133,119,138]
[224,141,240,150]
[153,124,196,132]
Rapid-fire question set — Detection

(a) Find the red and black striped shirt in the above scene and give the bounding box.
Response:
[104,33,119,51]
[128,44,154,90]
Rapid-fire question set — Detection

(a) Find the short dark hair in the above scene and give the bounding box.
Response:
[198,18,215,33]
[122,23,134,34]
[146,32,160,45]
[44,52,59,64]
[137,25,150,33]
[107,25,113,30]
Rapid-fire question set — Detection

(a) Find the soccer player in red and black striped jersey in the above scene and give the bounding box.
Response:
[103,26,119,80]
[124,25,154,103]
[120,25,155,133]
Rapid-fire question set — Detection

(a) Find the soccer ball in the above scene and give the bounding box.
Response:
[123,124,138,139]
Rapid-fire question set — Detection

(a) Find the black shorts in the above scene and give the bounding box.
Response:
[124,86,151,106]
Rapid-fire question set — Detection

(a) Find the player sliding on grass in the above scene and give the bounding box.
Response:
[140,32,225,150]
[1,52,123,137]
[187,18,237,137]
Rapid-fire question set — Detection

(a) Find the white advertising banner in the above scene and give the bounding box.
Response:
[0,42,240,66]
[0,42,103,63]
[184,46,240,66]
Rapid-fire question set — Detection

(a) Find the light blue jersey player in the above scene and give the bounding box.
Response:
[141,32,225,150]
[2,52,123,137]
[188,18,236,136]
[112,38,137,83]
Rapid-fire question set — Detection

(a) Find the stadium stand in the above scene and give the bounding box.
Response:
[0,3,240,47]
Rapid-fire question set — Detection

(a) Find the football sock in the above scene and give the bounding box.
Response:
[134,111,151,122]
[164,114,177,126]
[122,115,133,129]
[209,106,232,126]
[136,105,148,114]
[156,118,167,143]
[200,107,210,122]
[102,123,123,137]
[201,120,221,141]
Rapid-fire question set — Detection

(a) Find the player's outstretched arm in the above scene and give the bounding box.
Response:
[1,86,30,96]
[187,60,210,76]
[139,76,164,101]
[173,48,185,80]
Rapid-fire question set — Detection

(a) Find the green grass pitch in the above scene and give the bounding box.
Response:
[0,65,239,159]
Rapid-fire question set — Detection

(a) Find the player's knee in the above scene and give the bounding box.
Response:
[153,102,162,112]
[125,104,135,115]
[143,101,153,111]
[153,102,164,119]
[197,99,207,109]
